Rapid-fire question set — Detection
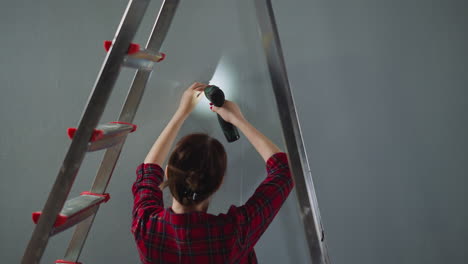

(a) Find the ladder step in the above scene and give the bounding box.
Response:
[32,192,110,236]
[55,260,82,264]
[67,122,137,152]
[103,40,140,54]
[104,40,165,71]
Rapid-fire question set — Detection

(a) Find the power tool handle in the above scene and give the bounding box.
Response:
[217,114,240,143]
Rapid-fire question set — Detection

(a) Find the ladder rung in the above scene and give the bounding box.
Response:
[67,122,137,152]
[103,40,140,54]
[56,260,82,264]
[123,51,166,71]
[127,49,166,62]
[32,192,110,236]
[104,40,165,71]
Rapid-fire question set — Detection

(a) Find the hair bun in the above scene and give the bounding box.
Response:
[185,170,201,190]
[163,133,227,206]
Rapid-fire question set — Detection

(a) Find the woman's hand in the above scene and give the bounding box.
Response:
[177,82,207,118]
[210,100,245,126]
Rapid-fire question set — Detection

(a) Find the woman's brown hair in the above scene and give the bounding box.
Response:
[160,133,227,206]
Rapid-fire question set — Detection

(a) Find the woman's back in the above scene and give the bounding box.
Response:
[132,153,292,264]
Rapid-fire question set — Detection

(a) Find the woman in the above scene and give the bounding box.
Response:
[132,82,294,263]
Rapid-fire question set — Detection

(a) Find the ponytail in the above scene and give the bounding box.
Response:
[160,133,227,206]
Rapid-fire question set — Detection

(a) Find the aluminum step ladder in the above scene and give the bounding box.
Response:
[21,1,180,263]
[21,0,330,263]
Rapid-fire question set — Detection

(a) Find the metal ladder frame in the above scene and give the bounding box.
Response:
[22,0,180,263]
[21,0,330,263]
[254,1,330,263]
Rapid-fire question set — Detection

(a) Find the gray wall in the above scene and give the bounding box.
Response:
[1,0,467,263]
[275,1,468,263]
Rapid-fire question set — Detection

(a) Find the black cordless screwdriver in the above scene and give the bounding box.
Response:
[204,85,240,143]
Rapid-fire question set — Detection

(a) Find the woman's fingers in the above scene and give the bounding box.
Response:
[198,84,208,91]
[210,105,220,113]
[190,82,207,91]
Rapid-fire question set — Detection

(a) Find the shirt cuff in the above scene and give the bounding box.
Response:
[136,163,165,183]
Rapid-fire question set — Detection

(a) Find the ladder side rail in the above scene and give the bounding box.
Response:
[21,1,152,263]
[142,0,180,58]
[63,142,124,261]
[63,1,181,261]
[120,0,182,123]
[253,1,331,263]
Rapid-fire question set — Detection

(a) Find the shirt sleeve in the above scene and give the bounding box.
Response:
[228,152,294,251]
[131,163,165,237]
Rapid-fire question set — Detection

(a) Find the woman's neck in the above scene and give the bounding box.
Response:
[171,198,209,214]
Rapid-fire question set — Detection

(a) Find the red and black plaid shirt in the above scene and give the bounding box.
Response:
[132,152,293,264]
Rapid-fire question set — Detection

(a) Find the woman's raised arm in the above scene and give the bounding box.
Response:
[211,100,281,162]
[144,82,207,165]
